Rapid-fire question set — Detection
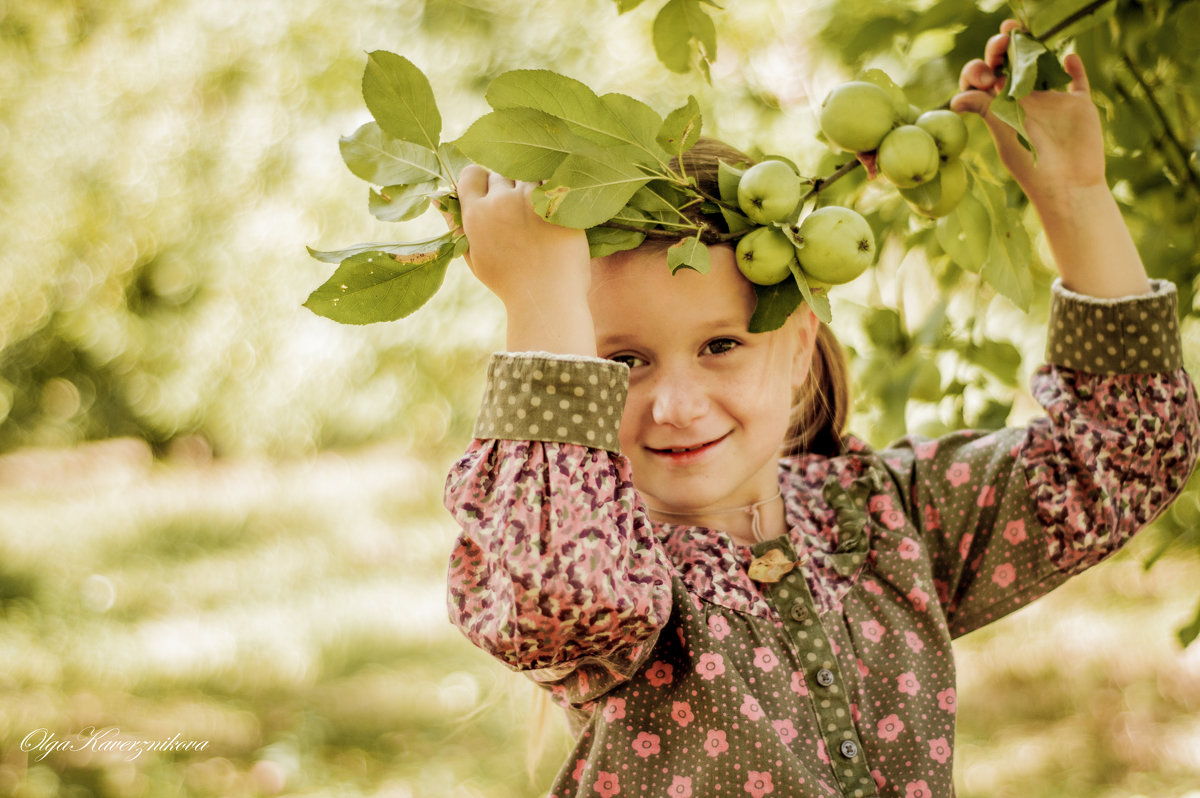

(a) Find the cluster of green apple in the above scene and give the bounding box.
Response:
[729,159,876,291]
[819,80,970,219]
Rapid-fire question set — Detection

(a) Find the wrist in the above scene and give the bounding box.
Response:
[1031,183,1151,299]
[503,287,597,357]
[1028,181,1114,224]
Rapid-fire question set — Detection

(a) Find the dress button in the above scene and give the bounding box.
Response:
[789,600,809,623]
[839,740,859,759]
[816,668,835,687]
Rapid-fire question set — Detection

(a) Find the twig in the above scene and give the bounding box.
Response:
[1119,50,1200,198]
[598,220,702,239]
[1038,0,1117,42]
[801,158,863,204]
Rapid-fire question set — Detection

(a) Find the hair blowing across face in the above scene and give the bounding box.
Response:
[666,137,852,458]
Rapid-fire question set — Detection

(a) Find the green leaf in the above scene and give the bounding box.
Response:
[667,235,710,274]
[970,339,1023,386]
[340,122,442,186]
[454,107,595,182]
[1179,602,1200,648]
[530,151,653,229]
[629,181,688,214]
[587,225,646,258]
[307,235,457,265]
[855,68,911,121]
[913,299,950,347]
[658,95,702,156]
[864,307,905,351]
[369,182,439,223]
[1006,32,1047,99]
[789,263,832,324]
[485,69,665,163]
[613,0,648,10]
[936,191,990,273]
[601,92,668,159]
[1007,32,1071,98]
[362,51,441,151]
[438,142,473,185]
[304,233,457,324]
[972,398,1013,429]
[748,276,804,333]
[1027,0,1117,44]
[990,93,1033,154]
[433,195,462,230]
[653,0,718,75]
[717,159,746,204]
[976,180,1034,311]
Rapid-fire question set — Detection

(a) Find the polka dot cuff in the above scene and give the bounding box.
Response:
[474,352,630,454]
[1046,278,1183,374]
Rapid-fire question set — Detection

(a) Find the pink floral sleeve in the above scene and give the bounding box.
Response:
[877,280,1200,636]
[443,353,673,703]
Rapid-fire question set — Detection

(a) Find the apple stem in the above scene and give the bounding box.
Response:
[803,158,863,203]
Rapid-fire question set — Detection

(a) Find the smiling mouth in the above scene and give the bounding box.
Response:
[648,433,729,455]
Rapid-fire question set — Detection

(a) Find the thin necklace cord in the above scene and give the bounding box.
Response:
[646,491,783,543]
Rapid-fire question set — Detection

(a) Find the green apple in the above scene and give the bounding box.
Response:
[915,110,968,162]
[899,158,968,218]
[735,226,797,285]
[818,81,897,153]
[877,125,940,189]
[736,160,803,225]
[794,206,875,285]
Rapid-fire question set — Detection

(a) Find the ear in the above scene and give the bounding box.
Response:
[788,305,822,391]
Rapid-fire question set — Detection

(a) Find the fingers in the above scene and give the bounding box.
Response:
[488,170,517,193]
[983,31,1011,71]
[458,163,489,199]
[1063,52,1090,94]
[959,58,998,93]
[949,89,992,117]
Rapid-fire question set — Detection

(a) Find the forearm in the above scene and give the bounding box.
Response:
[1032,184,1152,299]
[503,287,598,356]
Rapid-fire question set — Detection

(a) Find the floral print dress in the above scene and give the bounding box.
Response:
[444,280,1200,798]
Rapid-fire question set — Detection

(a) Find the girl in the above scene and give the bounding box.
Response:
[443,23,1200,798]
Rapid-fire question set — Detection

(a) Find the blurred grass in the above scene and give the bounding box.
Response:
[1,440,1198,797]
[0,439,573,798]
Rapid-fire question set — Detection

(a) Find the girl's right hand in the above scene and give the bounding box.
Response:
[452,165,597,355]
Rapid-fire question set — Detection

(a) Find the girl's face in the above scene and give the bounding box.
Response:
[590,244,820,523]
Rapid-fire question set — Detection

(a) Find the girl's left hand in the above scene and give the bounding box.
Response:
[951,19,1106,209]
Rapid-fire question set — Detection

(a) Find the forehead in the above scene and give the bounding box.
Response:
[589,245,758,342]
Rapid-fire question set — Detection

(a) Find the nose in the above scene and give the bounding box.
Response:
[650,368,710,428]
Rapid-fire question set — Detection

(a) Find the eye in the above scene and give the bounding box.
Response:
[608,353,648,369]
[703,337,741,356]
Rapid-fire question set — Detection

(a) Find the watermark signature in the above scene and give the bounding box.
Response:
[20,727,210,762]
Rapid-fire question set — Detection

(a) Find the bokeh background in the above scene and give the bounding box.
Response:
[2,0,1199,796]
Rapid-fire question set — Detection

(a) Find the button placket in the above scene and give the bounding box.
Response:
[750,538,878,798]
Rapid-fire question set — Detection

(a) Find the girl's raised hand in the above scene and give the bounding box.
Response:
[454,165,591,304]
[952,20,1150,298]
[451,165,597,355]
[951,20,1106,209]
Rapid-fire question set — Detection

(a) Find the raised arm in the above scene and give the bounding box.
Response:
[444,168,674,706]
[455,165,597,355]
[952,20,1151,299]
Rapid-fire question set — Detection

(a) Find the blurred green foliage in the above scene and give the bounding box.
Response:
[1,0,1199,796]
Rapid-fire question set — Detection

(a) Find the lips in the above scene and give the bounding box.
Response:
[646,432,730,461]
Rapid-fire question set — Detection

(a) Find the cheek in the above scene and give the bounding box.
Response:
[617,391,644,450]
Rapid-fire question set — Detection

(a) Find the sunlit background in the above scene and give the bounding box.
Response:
[2,1,1199,796]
